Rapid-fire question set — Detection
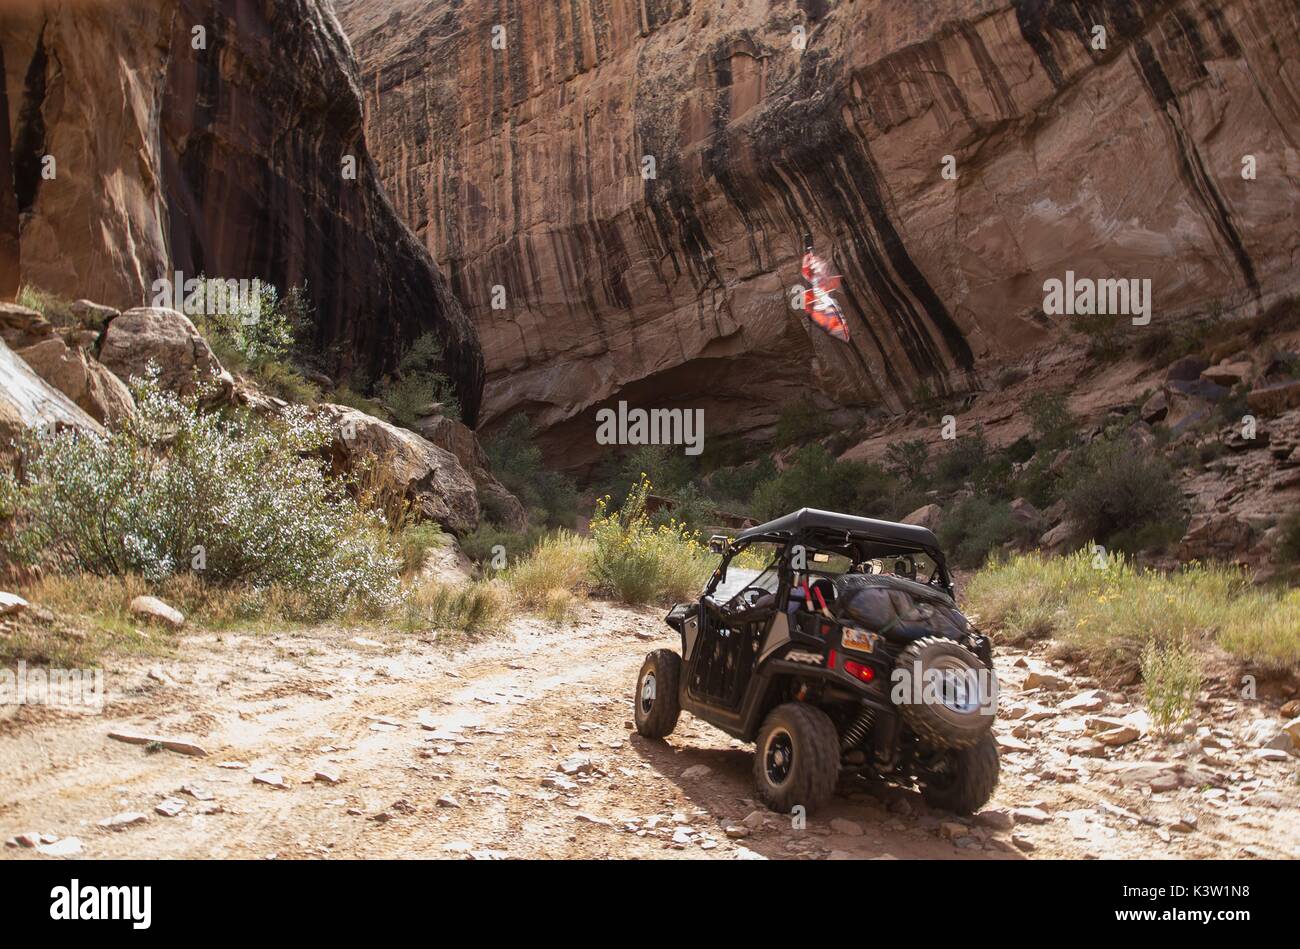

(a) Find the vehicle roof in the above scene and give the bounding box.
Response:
[734,507,942,555]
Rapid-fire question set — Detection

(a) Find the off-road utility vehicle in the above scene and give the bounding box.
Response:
[633,508,999,814]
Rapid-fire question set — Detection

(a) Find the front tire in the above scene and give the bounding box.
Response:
[753,703,840,814]
[918,731,1000,814]
[634,649,681,739]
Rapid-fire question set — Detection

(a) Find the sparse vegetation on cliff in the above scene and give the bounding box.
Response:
[191,277,321,404]
[380,332,461,425]
[483,414,578,527]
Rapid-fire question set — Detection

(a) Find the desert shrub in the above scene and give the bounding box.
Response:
[251,358,320,405]
[505,529,593,618]
[381,332,461,426]
[16,285,82,328]
[399,579,508,634]
[937,496,1030,568]
[191,278,306,367]
[1026,391,1076,451]
[0,372,399,616]
[1216,587,1300,671]
[1214,387,1251,428]
[351,451,414,533]
[1004,435,1036,465]
[705,457,776,510]
[483,414,578,527]
[1074,309,1126,360]
[396,522,453,575]
[645,483,714,533]
[964,550,1299,672]
[588,478,711,604]
[603,444,696,500]
[883,438,929,482]
[1140,640,1202,734]
[1278,510,1300,563]
[995,366,1029,388]
[751,444,894,521]
[460,523,548,570]
[1061,436,1183,549]
[774,402,831,448]
[188,278,322,406]
[328,383,389,419]
[1008,449,1060,509]
[932,426,994,492]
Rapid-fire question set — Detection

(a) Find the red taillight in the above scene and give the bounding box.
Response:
[843,660,875,683]
[827,649,837,669]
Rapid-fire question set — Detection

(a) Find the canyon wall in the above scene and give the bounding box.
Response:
[337,0,1300,470]
[1,0,483,422]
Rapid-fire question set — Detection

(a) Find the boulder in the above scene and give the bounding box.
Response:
[901,503,942,532]
[1283,717,1300,751]
[15,337,134,425]
[319,404,479,536]
[1022,670,1069,691]
[1139,389,1168,424]
[1163,379,1228,433]
[414,414,526,530]
[129,595,185,629]
[0,302,54,350]
[419,537,476,586]
[1178,513,1255,561]
[98,307,233,401]
[0,337,104,466]
[1125,421,1157,451]
[68,299,119,330]
[1201,360,1253,388]
[1165,356,1211,382]
[1047,448,1073,476]
[0,592,30,616]
[1247,379,1300,417]
[1039,518,1084,554]
[1008,497,1043,532]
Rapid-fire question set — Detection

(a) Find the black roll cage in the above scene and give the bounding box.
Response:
[707,507,955,600]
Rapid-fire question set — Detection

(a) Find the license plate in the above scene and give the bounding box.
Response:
[840,627,878,653]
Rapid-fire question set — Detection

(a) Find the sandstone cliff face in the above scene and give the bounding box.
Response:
[337,0,1300,470]
[1,0,483,423]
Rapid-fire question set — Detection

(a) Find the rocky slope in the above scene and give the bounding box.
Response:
[0,297,514,538]
[336,0,1300,470]
[1,0,483,422]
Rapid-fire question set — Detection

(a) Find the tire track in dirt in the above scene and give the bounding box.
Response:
[1,602,1295,859]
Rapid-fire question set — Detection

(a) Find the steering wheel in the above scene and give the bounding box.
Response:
[716,586,771,613]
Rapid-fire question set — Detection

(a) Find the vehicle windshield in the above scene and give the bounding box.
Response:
[709,567,767,605]
[707,543,781,607]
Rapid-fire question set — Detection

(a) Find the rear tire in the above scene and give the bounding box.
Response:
[918,731,1000,814]
[634,649,681,739]
[753,703,840,814]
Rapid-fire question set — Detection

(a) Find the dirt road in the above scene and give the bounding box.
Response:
[2,603,1296,859]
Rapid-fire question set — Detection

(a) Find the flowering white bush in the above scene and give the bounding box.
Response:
[0,371,399,616]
